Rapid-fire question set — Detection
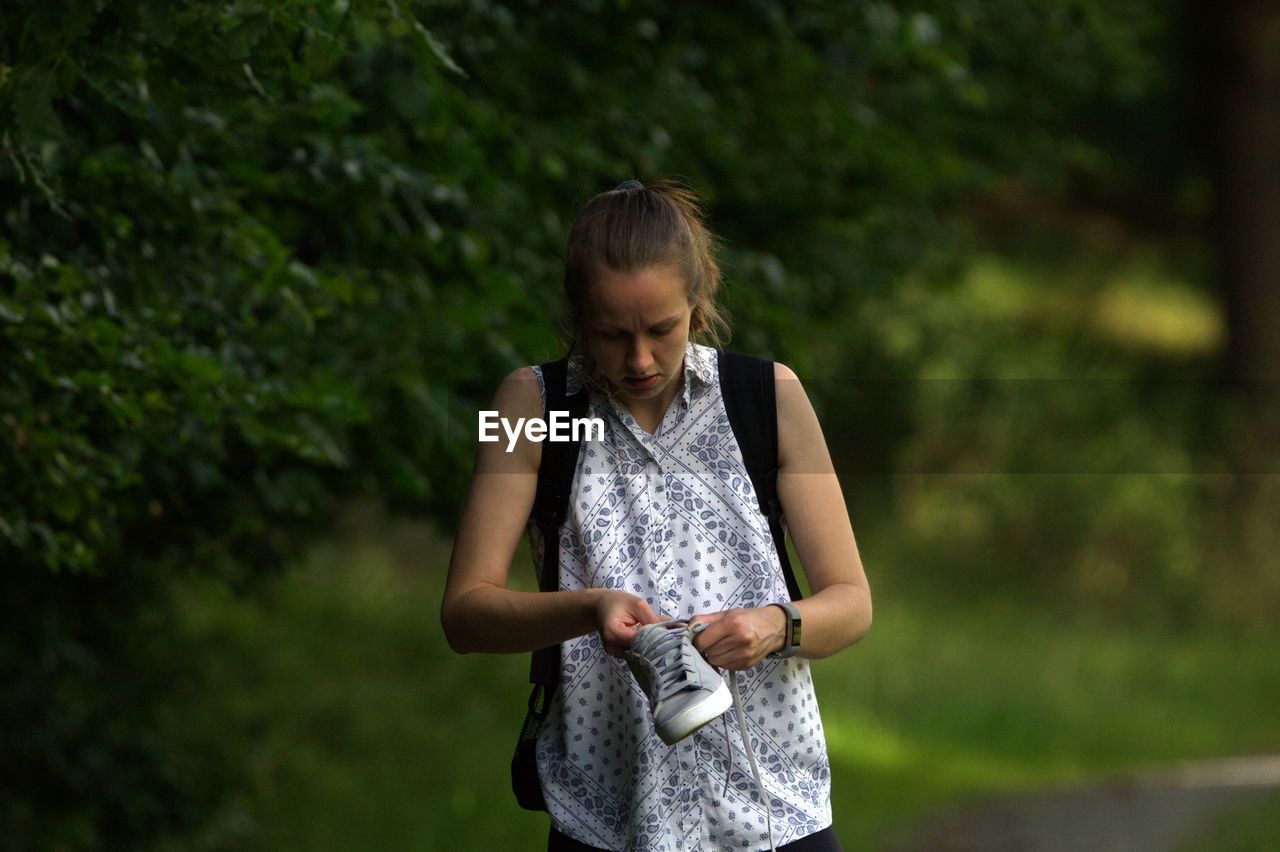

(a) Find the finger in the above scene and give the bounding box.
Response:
[693,610,741,643]
[601,616,641,655]
[604,627,637,657]
[692,623,733,658]
[688,610,726,638]
[637,601,662,624]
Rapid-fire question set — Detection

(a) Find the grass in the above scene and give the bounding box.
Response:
[822,592,1280,849]
[175,505,1280,851]
[175,507,549,851]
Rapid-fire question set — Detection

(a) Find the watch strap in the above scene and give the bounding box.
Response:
[768,601,801,658]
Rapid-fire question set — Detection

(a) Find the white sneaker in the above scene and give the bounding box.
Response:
[625,620,732,745]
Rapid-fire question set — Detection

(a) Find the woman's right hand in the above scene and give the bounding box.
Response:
[595,591,661,657]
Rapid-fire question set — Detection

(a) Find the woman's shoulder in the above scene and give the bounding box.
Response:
[492,366,544,418]
[772,360,798,382]
[770,360,810,415]
[712,349,800,386]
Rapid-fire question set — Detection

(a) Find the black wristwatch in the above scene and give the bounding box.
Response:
[768,601,801,658]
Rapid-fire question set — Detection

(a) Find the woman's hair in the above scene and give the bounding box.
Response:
[563,180,728,351]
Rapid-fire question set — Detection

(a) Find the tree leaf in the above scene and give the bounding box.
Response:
[13,66,63,142]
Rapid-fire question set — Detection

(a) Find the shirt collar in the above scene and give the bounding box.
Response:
[682,343,716,406]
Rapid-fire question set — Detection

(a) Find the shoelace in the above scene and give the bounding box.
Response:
[722,670,775,852]
[635,622,777,851]
[638,623,700,703]
[686,624,776,852]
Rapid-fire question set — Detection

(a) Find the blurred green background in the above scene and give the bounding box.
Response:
[3,1,1279,849]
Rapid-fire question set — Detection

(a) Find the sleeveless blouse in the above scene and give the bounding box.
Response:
[529,344,832,851]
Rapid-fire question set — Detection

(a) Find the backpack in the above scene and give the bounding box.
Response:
[510,350,801,811]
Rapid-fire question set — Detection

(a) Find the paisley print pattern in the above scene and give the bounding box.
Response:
[530,344,832,852]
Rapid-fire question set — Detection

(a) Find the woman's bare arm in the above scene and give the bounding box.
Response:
[693,362,871,669]
[441,367,659,656]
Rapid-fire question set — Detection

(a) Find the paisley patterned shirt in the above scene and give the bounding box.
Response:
[530,344,832,851]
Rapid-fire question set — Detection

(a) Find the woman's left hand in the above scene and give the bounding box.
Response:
[689,606,788,671]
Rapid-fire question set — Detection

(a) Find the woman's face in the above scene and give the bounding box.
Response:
[582,264,693,417]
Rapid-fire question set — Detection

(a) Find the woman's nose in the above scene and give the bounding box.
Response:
[627,339,653,372]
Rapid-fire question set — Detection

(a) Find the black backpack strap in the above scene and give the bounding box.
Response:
[527,358,588,685]
[719,350,803,602]
[530,359,588,557]
[512,358,586,812]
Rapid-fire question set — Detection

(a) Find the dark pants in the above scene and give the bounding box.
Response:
[548,825,844,851]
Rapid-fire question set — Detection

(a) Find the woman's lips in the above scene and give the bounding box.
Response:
[623,374,660,390]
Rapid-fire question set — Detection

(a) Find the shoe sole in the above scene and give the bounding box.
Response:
[655,678,733,745]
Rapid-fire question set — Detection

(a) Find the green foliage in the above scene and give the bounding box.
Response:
[0,566,252,850]
[1,1,484,845]
[831,227,1279,629]
[0,0,1180,576]
[3,0,449,579]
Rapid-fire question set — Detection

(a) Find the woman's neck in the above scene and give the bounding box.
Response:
[621,370,684,435]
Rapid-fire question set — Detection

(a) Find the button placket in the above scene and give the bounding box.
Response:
[647,451,678,604]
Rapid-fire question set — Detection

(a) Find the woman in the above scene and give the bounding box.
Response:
[442,180,871,852]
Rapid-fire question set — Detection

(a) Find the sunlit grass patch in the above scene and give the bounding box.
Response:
[869,244,1225,382]
[1091,273,1224,357]
[964,249,1223,360]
